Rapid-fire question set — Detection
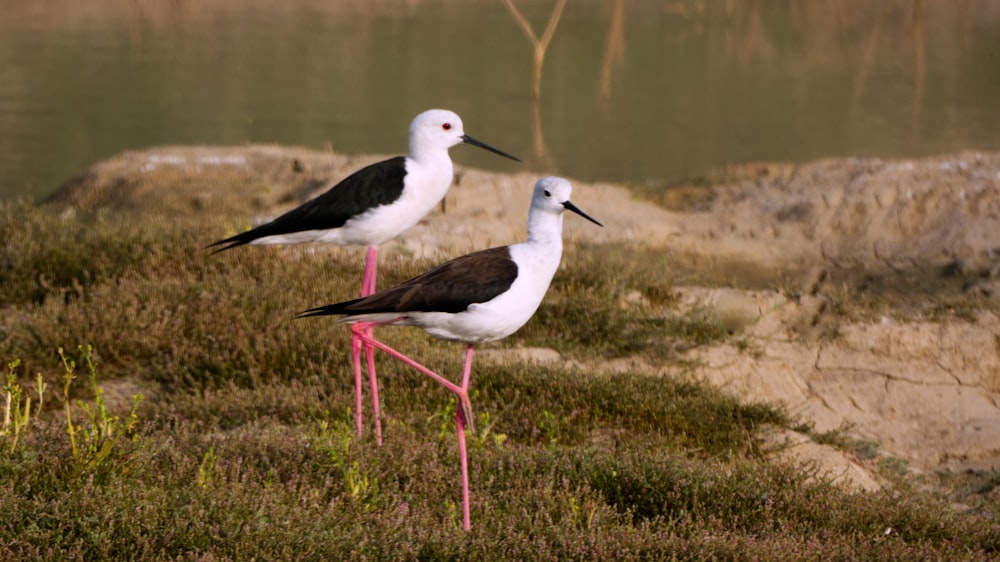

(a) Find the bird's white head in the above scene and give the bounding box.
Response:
[531,177,604,226]
[526,177,603,245]
[409,109,521,163]
[409,109,466,159]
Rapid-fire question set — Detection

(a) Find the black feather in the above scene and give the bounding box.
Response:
[299,247,519,318]
[207,157,408,253]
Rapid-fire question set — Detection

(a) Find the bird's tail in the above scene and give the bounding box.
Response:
[204,232,253,255]
[296,299,363,319]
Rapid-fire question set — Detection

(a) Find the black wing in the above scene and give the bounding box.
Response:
[300,246,518,317]
[207,156,408,253]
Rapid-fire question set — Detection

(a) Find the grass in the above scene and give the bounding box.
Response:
[1,193,999,560]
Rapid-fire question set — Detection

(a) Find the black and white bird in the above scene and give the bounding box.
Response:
[207,109,519,253]
[299,176,603,531]
[208,109,520,445]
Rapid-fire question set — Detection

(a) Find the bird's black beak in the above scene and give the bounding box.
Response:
[461,134,522,162]
[563,201,604,227]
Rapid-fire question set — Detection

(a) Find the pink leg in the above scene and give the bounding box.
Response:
[351,247,384,444]
[350,329,364,437]
[361,247,383,446]
[353,327,476,530]
[364,323,381,446]
[456,344,474,530]
[457,405,470,530]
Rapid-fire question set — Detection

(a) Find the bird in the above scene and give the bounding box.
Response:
[299,176,603,531]
[207,109,521,445]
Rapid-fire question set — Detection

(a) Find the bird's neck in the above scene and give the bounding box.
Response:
[407,148,454,191]
[410,144,453,170]
[526,211,565,248]
[409,132,450,164]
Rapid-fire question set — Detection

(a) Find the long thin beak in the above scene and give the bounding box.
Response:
[461,134,522,162]
[563,200,604,227]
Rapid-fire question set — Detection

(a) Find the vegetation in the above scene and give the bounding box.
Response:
[1,196,998,560]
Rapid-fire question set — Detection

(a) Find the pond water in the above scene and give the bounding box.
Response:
[3,0,1000,201]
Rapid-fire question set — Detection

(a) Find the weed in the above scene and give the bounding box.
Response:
[469,410,507,450]
[430,395,458,442]
[878,456,911,477]
[310,417,380,508]
[813,426,891,463]
[663,307,731,349]
[196,446,216,488]
[538,409,565,446]
[59,345,144,472]
[343,459,380,508]
[811,423,857,450]
[1,360,46,452]
[854,440,882,462]
[567,495,598,529]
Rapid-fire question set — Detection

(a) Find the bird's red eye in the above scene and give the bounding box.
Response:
[442,123,452,130]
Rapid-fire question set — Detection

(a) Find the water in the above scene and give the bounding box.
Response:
[2,0,1000,201]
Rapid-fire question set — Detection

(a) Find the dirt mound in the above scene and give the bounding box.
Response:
[654,153,1000,287]
[46,145,389,224]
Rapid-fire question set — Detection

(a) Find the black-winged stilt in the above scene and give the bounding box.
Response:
[208,109,520,445]
[299,176,602,530]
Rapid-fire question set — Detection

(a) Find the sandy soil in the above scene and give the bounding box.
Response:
[49,145,1000,490]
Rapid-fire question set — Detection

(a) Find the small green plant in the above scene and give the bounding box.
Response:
[197,446,217,488]
[61,347,79,457]
[431,397,459,442]
[811,423,883,462]
[428,396,501,448]
[810,423,856,450]
[1,360,47,452]
[445,499,462,531]
[664,308,731,349]
[343,460,378,507]
[878,455,911,476]
[429,390,505,448]
[311,416,354,467]
[538,409,565,446]
[59,345,144,470]
[568,495,598,529]
[469,410,507,450]
[311,416,379,508]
